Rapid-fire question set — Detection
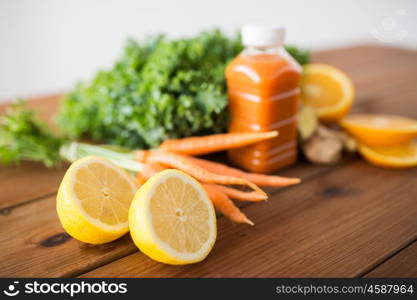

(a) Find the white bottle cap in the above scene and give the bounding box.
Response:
[242,24,285,47]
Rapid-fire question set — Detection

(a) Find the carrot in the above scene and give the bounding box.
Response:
[136,162,167,185]
[135,150,150,163]
[187,156,301,187]
[137,161,265,203]
[142,162,167,177]
[139,150,267,197]
[203,184,254,225]
[136,173,147,186]
[159,131,278,156]
[135,163,255,225]
[214,185,267,202]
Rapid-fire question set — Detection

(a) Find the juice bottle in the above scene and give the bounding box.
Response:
[226,25,301,173]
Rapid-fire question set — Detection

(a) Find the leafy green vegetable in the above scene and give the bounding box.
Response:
[285,45,310,66]
[58,29,310,149]
[0,101,64,167]
[58,30,242,149]
[0,101,138,169]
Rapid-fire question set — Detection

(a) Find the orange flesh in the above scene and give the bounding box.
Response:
[226,53,301,173]
[345,114,417,130]
[301,73,343,107]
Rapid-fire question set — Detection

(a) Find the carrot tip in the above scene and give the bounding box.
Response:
[245,218,255,226]
[260,194,268,202]
[268,130,279,138]
[291,178,301,185]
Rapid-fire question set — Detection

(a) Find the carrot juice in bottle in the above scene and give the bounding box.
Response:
[226,25,301,173]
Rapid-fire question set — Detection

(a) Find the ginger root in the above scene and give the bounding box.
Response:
[335,131,357,153]
[301,125,357,164]
[297,103,357,164]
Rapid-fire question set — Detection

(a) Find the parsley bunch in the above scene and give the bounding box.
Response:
[0,101,64,167]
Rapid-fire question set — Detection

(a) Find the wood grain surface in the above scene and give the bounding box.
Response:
[82,161,417,277]
[365,242,417,278]
[0,45,416,277]
[0,161,332,277]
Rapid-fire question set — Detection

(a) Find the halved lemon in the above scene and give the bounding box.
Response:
[358,142,417,168]
[341,114,417,147]
[57,156,137,244]
[301,63,354,122]
[129,169,217,265]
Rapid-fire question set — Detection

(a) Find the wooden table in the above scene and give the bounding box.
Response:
[1,45,416,278]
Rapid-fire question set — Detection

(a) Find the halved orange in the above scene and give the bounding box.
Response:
[341,114,417,147]
[358,142,417,168]
[301,64,354,122]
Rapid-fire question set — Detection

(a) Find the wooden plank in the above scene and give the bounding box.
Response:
[82,161,417,277]
[312,44,417,74]
[0,195,137,277]
[0,162,66,210]
[364,241,417,278]
[0,162,338,277]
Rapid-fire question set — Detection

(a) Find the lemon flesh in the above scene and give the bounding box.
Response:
[129,169,217,265]
[57,156,137,244]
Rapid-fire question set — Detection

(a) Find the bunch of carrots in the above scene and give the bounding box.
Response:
[2,102,300,225]
[132,131,301,225]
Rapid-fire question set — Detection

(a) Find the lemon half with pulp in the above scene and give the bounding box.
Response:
[129,169,217,265]
[57,156,137,244]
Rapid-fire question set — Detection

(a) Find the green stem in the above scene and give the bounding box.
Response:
[59,142,144,173]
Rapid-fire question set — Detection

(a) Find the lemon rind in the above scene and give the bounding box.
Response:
[129,169,217,264]
[59,156,136,233]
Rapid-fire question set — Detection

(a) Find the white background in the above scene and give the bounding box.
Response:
[0,0,416,102]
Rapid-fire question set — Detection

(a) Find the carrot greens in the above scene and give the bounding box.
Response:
[0,101,64,167]
[0,101,141,170]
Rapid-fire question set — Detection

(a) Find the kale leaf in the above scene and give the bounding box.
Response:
[58,29,309,149]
